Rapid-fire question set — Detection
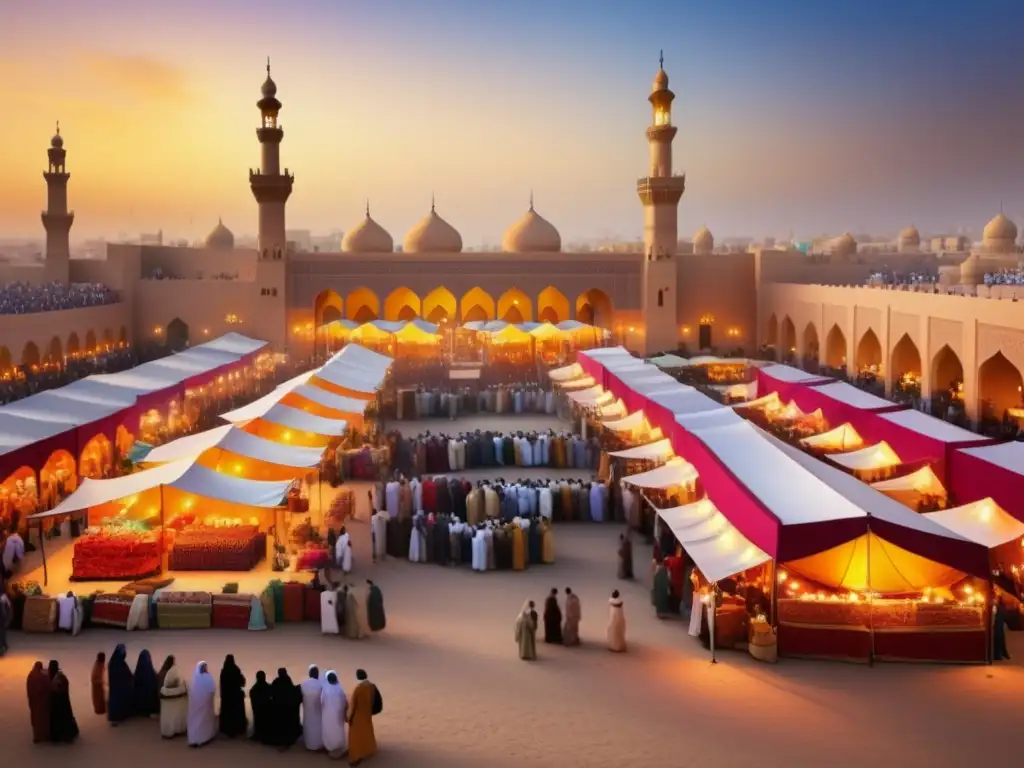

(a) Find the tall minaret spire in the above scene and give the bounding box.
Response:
[42,121,74,282]
[249,58,294,260]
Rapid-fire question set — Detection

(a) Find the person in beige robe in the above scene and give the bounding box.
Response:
[541,519,555,564]
[607,590,627,652]
[466,487,483,526]
[562,588,582,646]
[483,485,499,519]
[342,587,368,640]
[515,601,538,660]
[159,660,189,738]
[399,481,413,520]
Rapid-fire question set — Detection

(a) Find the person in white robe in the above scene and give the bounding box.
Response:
[160,659,189,738]
[187,661,218,748]
[493,434,504,465]
[484,523,496,570]
[371,510,388,562]
[517,485,530,517]
[126,592,150,631]
[300,666,325,751]
[384,481,400,517]
[320,591,340,634]
[320,671,348,759]
[521,437,533,467]
[471,526,487,572]
[539,486,553,520]
[410,476,423,512]
[340,540,353,574]
[447,438,458,470]
[335,528,350,567]
[590,482,605,523]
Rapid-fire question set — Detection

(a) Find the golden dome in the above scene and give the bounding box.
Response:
[959,253,983,284]
[652,50,669,92]
[50,122,64,149]
[342,203,394,253]
[502,199,561,253]
[983,213,1017,243]
[402,201,462,253]
[205,218,234,249]
[692,225,714,254]
[898,225,920,243]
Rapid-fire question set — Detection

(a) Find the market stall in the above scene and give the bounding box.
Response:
[827,441,903,481]
[755,364,833,404]
[870,466,947,510]
[548,362,584,382]
[648,353,690,369]
[799,423,864,453]
[950,441,1024,523]
[240,404,348,448]
[610,437,675,462]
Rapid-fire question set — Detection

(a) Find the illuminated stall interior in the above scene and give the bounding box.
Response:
[870,466,947,510]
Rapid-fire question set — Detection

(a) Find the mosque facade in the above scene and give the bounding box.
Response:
[1,58,1022,423]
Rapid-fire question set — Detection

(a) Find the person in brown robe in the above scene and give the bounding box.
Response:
[346,669,378,765]
[91,651,107,715]
[617,533,634,580]
[27,661,51,742]
[562,587,582,646]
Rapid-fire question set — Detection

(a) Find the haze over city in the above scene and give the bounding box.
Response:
[1,0,1022,243]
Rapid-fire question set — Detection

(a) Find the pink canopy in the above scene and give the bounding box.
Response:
[756,364,833,403]
[949,442,1024,523]
[762,380,906,428]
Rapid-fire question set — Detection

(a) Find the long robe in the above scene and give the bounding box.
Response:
[607,598,627,652]
[249,678,273,745]
[159,665,189,738]
[300,675,324,751]
[270,673,302,748]
[107,644,134,723]
[90,658,106,715]
[49,671,79,743]
[511,526,526,571]
[133,650,160,718]
[320,590,340,634]
[544,596,563,644]
[541,523,555,563]
[346,680,378,763]
[372,512,388,560]
[617,537,634,580]
[218,660,247,737]
[321,678,348,758]
[366,583,386,631]
[652,564,672,617]
[186,665,218,747]
[515,609,538,660]
[563,594,582,646]
[27,662,51,743]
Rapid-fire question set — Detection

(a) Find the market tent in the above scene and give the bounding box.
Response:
[603,411,646,432]
[578,346,634,377]
[774,401,805,422]
[312,362,384,396]
[603,358,652,372]
[924,498,1024,549]
[91,367,185,396]
[648,353,690,369]
[609,438,674,461]
[394,321,440,344]
[548,363,583,381]
[950,442,1024,522]
[242,404,347,446]
[528,322,562,340]
[778,380,906,429]
[490,324,533,344]
[0,413,76,459]
[143,424,321,471]
[166,462,291,507]
[59,378,146,408]
[220,368,323,423]
[644,387,721,431]
[870,466,946,506]
[328,343,393,376]
[757,363,833,387]
[657,500,772,583]
[279,386,369,426]
[709,381,758,401]
[736,391,783,414]
[567,385,609,404]
[193,332,268,357]
[622,457,698,489]
[142,425,233,464]
[559,376,597,390]
[800,423,864,452]
[598,399,628,419]
[675,408,742,431]
[555,320,588,333]
[828,441,902,473]
[350,323,395,342]
[1,391,127,426]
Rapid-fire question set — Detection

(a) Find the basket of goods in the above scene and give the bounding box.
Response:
[748,616,778,663]
[282,581,305,622]
[169,519,266,571]
[155,591,213,630]
[72,524,162,581]
[91,592,136,628]
[21,595,58,633]
[212,592,254,630]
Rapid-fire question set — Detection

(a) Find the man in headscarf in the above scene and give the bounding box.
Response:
[543,588,563,644]
[270,667,301,750]
[299,665,324,751]
[320,670,348,759]
[366,580,386,632]
[133,649,160,718]
[218,654,247,737]
[249,671,273,745]
[335,526,350,569]
[515,600,538,660]
[27,661,51,742]
[345,669,378,765]
[107,644,134,724]
[186,661,217,748]
[159,656,188,739]
[342,586,367,640]
[562,587,582,646]
[48,660,79,743]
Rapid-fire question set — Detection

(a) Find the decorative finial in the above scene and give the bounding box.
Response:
[365,198,370,218]
[266,56,271,76]
[529,190,534,212]
[659,50,664,69]
[431,192,435,214]
[55,120,60,135]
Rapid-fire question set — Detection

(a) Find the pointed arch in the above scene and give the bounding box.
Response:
[23,341,41,367]
[166,317,189,351]
[537,286,569,325]
[824,324,846,368]
[67,331,81,356]
[855,328,882,372]
[931,344,964,395]
[497,288,533,323]
[422,287,457,325]
[460,287,495,323]
[978,351,1024,419]
[890,333,922,380]
[766,314,778,347]
[102,328,114,350]
[0,346,11,372]
[802,322,819,360]
[780,316,796,355]
[383,287,421,322]
[85,330,97,353]
[345,287,380,322]
[119,326,128,345]
[575,289,613,328]
[314,289,344,327]
[45,336,61,363]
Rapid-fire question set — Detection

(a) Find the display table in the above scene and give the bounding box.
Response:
[155,591,213,629]
[169,527,266,571]
[91,592,136,628]
[212,593,254,630]
[22,595,58,633]
[72,532,162,580]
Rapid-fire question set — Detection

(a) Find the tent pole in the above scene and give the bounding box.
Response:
[866,521,875,667]
[985,578,993,666]
[769,558,779,629]
[39,522,48,588]
[709,584,718,665]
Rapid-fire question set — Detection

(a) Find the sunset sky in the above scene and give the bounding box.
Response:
[2,0,1022,244]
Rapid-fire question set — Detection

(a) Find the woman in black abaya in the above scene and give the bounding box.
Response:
[133,649,160,717]
[543,588,563,644]
[218,654,248,737]
[249,670,273,745]
[269,668,301,750]
[48,660,79,743]
[107,643,135,724]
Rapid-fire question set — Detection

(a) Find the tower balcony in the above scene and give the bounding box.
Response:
[636,174,686,205]
[250,170,294,204]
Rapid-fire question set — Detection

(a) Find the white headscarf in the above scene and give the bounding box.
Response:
[191,661,216,697]
[321,670,345,709]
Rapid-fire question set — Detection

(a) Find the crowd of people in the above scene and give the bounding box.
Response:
[514,587,627,660]
[391,383,557,420]
[983,267,1024,286]
[26,643,381,763]
[0,281,119,315]
[0,345,138,404]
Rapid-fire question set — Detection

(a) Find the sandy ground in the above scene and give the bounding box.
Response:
[6,413,1024,766]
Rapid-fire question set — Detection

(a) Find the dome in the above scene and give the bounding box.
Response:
[342,205,394,253]
[898,225,920,243]
[205,218,234,249]
[502,201,561,253]
[959,253,983,285]
[983,213,1017,245]
[830,232,857,258]
[653,68,668,92]
[50,124,63,149]
[692,226,714,254]
[402,203,462,253]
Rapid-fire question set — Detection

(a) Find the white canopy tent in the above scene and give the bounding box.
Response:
[775,401,806,421]
[800,423,864,451]
[622,457,698,489]
[328,343,393,376]
[676,408,742,431]
[648,353,690,369]
[956,441,1024,474]
[609,438,674,461]
[58,378,146,407]
[195,332,268,356]
[924,498,1024,548]
[287,385,369,415]
[143,424,323,469]
[251,404,348,436]
[168,463,293,507]
[626,378,686,396]
[603,411,647,431]
[657,499,772,583]
[143,425,234,464]
[603,359,653,373]
[758,364,833,384]
[647,387,721,415]
[548,363,583,381]
[737,392,783,413]
[828,441,902,472]
[581,346,633,359]
[90,367,184,395]
[870,466,945,497]
[0,391,125,426]
[875,408,984,444]
[312,362,384,394]
[811,381,900,411]
[598,399,628,419]
[566,385,610,405]
[0,413,76,455]
[558,376,598,390]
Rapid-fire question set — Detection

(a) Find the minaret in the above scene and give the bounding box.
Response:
[636,51,685,259]
[42,122,73,282]
[249,58,294,260]
[636,53,684,355]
